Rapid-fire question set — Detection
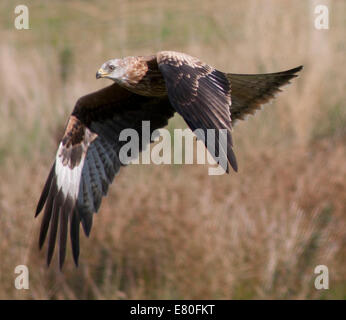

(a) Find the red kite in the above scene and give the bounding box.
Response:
[36,51,302,268]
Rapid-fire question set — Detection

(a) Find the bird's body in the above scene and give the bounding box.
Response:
[36,51,303,268]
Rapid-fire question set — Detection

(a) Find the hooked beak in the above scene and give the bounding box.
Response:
[96,68,108,79]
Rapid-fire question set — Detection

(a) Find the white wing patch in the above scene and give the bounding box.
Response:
[55,142,86,199]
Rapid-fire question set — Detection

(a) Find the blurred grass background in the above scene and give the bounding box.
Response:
[0,0,345,299]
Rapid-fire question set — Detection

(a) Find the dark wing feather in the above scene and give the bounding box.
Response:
[227,66,303,124]
[157,51,237,173]
[36,83,174,268]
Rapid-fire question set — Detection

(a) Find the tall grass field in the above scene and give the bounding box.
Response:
[0,0,345,299]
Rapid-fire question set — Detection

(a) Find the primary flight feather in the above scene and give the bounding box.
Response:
[35,51,303,268]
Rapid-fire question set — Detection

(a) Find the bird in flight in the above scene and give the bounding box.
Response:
[35,51,302,268]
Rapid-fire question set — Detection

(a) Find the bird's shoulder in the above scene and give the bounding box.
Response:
[156,51,207,69]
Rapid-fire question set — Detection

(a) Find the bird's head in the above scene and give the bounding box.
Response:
[96,58,128,82]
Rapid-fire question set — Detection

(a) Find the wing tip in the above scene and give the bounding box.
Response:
[284,65,304,77]
[59,256,65,271]
[35,207,42,218]
[46,251,53,267]
[81,213,93,237]
[228,145,238,173]
[35,162,56,217]
[295,65,304,72]
[74,258,79,267]
[231,162,238,173]
[38,237,44,250]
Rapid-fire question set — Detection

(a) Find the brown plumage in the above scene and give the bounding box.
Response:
[36,51,303,268]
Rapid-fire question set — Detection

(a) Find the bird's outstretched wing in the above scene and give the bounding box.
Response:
[157,51,237,173]
[35,83,174,268]
[227,66,303,124]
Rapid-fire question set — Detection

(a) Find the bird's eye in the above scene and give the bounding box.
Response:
[109,65,115,71]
